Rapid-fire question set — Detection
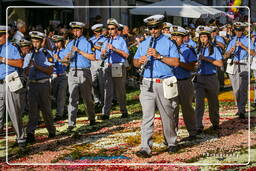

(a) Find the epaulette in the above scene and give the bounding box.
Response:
[42,48,54,63]
[88,40,95,52]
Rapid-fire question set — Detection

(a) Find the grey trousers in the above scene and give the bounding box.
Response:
[174,78,197,136]
[195,74,220,130]
[68,69,95,126]
[102,64,127,116]
[27,81,56,135]
[91,60,104,105]
[52,75,68,117]
[229,64,248,114]
[0,83,26,143]
[139,79,178,154]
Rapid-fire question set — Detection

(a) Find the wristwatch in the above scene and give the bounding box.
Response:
[159,55,164,60]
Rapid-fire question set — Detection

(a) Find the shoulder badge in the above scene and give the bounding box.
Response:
[89,40,95,52]
[47,56,54,63]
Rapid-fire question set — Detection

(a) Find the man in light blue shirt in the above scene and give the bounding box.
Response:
[65,21,96,132]
[90,24,107,110]
[0,25,26,147]
[133,15,180,158]
[100,18,129,120]
[224,22,255,118]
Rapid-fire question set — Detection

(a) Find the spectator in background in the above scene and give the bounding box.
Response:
[12,19,27,43]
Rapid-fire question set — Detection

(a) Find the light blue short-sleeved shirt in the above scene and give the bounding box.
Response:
[53,48,67,74]
[64,36,94,68]
[197,46,223,75]
[226,35,254,61]
[101,35,129,64]
[134,34,180,78]
[0,42,22,80]
[23,48,54,80]
[89,35,107,60]
[214,35,225,45]
[174,44,197,79]
[184,39,197,49]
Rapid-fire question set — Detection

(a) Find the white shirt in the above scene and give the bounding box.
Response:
[12,30,24,43]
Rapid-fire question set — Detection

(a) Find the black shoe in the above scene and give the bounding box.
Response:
[121,113,128,118]
[197,128,203,134]
[135,150,151,158]
[212,125,220,130]
[90,120,96,126]
[180,135,197,142]
[167,146,177,154]
[18,142,27,148]
[54,116,62,122]
[102,115,110,120]
[239,113,246,119]
[26,133,36,144]
[112,99,117,106]
[48,132,56,138]
[67,126,75,132]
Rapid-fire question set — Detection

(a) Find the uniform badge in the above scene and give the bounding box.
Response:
[47,57,54,63]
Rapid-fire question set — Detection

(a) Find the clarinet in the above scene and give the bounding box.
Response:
[71,38,78,77]
[192,45,206,83]
[139,37,155,84]
[100,38,111,67]
[29,48,39,79]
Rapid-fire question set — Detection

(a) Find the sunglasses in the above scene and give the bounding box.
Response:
[172,26,178,31]
[148,26,160,30]
[107,27,116,30]
[199,27,204,31]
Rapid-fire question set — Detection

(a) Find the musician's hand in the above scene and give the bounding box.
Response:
[107,44,114,50]
[230,46,236,53]
[194,62,200,70]
[53,54,58,59]
[72,46,79,52]
[139,56,147,64]
[30,60,35,67]
[199,55,204,60]
[0,57,6,63]
[101,49,107,55]
[236,41,245,47]
[147,48,160,59]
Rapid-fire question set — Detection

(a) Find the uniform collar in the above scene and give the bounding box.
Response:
[151,34,163,41]
[111,35,120,40]
[235,35,245,39]
[76,35,84,41]
[180,43,187,48]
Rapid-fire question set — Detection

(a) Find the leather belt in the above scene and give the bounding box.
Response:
[234,61,247,65]
[52,73,66,77]
[70,68,90,71]
[200,73,216,76]
[29,78,49,84]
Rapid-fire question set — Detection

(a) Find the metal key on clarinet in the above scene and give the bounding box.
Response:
[139,37,155,84]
